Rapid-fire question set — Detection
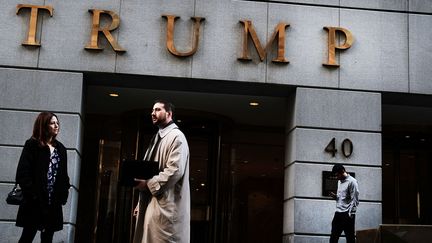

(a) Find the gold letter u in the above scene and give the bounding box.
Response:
[162,15,205,57]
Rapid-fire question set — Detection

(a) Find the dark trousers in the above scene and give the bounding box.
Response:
[330,212,356,243]
[18,227,54,243]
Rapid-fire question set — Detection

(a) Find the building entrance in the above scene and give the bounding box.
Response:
[382,96,432,225]
[75,83,287,243]
[382,125,432,225]
[76,109,285,243]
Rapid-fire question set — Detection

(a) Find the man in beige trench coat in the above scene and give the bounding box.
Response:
[133,100,190,243]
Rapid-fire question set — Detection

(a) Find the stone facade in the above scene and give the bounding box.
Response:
[0,0,430,94]
[1,0,431,242]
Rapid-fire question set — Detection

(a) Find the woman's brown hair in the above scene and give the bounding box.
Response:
[32,112,59,146]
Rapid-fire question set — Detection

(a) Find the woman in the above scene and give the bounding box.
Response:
[15,112,70,243]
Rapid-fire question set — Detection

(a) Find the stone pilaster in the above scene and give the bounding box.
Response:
[283,87,382,242]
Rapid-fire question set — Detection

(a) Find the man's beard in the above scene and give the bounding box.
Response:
[153,116,166,126]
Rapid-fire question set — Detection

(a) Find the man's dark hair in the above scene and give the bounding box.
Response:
[154,99,175,115]
[332,164,346,174]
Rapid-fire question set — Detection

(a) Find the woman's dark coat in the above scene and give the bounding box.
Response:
[15,138,70,231]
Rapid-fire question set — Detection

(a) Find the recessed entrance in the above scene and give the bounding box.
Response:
[382,94,432,225]
[75,77,288,243]
[382,124,432,225]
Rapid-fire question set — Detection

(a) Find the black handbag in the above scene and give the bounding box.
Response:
[6,183,23,205]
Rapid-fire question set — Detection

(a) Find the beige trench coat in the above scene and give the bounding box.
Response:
[134,123,190,243]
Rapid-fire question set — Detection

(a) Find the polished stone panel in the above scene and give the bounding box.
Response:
[67,150,81,189]
[0,147,81,189]
[283,234,336,243]
[0,222,22,243]
[0,184,19,220]
[339,10,409,92]
[285,163,382,201]
[269,0,339,6]
[0,110,34,146]
[193,0,267,82]
[116,0,195,77]
[0,0,43,67]
[290,88,381,131]
[63,188,79,224]
[341,0,407,11]
[0,68,83,113]
[267,4,339,88]
[409,0,432,13]
[409,14,432,94]
[286,128,381,166]
[0,146,21,182]
[0,110,82,152]
[284,198,382,234]
[271,0,408,11]
[39,0,121,71]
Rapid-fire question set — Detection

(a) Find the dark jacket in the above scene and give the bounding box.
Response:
[15,138,70,231]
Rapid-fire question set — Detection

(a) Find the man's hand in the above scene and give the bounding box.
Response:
[133,203,139,217]
[329,191,336,199]
[134,178,148,191]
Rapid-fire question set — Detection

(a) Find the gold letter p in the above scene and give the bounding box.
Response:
[323,26,354,67]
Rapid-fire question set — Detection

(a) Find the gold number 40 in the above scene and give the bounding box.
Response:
[325,138,353,158]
